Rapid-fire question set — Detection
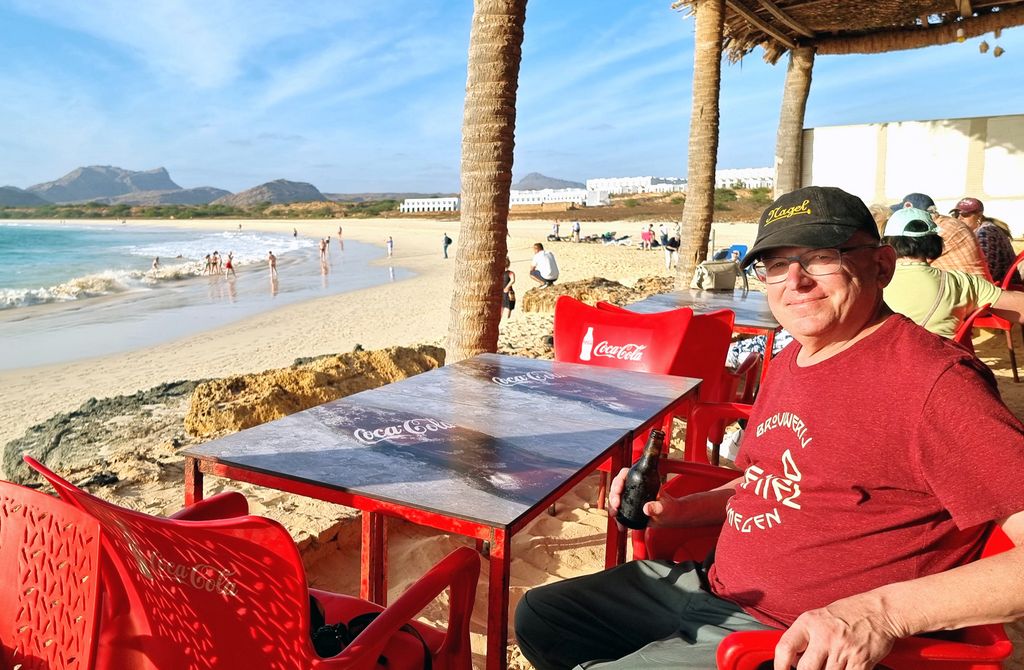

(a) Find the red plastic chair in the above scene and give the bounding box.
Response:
[0,478,101,670]
[971,301,1020,382]
[641,462,1014,669]
[26,456,480,670]
[998,248,1024,291]
[953,303,993,354]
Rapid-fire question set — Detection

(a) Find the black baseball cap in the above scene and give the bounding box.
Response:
[741,186,880,267]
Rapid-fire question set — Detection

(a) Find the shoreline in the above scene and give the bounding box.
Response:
[0,216,694,447]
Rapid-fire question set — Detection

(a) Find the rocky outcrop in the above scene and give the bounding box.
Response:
[520,275,677,313]
[212,179,327,207]
[184,345,445,438]
[3,380,204,486]
[28,166,182,203]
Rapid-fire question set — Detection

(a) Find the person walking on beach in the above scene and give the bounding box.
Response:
[268,250,278,278]
[338,225,343,238]
[571,220,581,243]
[664,236,680,270]
[386,236,394,258]
[443,233,452,259]
[319,237,328,262]
[203,254,213,275]
[224,251,235,277]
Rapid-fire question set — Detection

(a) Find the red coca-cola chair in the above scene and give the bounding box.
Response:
[971,250,1024,382]
[639,461,1014,669]
[554,296,694,508]
[997,248,1024,291]
[26,456,480,670]
[0,478,102,670]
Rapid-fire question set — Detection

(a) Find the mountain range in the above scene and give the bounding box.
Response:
[0,165,582,208]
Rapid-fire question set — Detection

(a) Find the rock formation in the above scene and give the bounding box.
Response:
[0,185,51,206]
[184,345,445,438]
[28,166,182,203]
[512,172,585,190]
[519,275,676,313]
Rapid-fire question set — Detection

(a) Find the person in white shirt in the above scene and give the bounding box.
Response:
[530,243,560,287]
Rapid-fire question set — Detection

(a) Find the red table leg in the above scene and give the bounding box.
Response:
[485,528,511,670]
[184,457,203,506]
[360,511,387,605]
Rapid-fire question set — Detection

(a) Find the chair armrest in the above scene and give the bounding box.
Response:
[169,492,249,520]
[331,546,480,668]
[716,625,1012,669]
[727,352,762,405]
[683,402,753,463]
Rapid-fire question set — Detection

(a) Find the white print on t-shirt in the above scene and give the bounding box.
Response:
[726,411,813,533]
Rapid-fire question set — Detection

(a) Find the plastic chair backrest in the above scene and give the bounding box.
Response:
[596,301,734,402]
[953,302,992,351]
[999,248,1024,289]
[553,296,692,374]
[0,479,101,670]
[25,457,320,670]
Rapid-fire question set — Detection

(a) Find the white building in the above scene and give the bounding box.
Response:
[585,176,687,195]
[715,167,774,189]
[801,113,1024,236]
[509,188,610,207]
[399,197,460,213]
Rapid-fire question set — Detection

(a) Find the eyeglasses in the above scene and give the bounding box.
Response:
[752,245,880,284]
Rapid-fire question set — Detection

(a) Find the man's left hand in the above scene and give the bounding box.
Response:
[773,594,905,670]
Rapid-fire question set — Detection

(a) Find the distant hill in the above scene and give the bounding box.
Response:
[28,166,182,203]
[102,187,232,206]
[512,172,584,191]
[0,186,51,206]
[325,192,456,203]
[213,179,327,207]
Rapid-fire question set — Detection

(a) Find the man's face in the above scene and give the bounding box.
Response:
[761,237,894,344]
[958,210,984,230]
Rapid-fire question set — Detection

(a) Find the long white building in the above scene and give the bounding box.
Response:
[585,176,687,194]
[715,167,774,189]
[509,188,611,207]
[399,197,460,213]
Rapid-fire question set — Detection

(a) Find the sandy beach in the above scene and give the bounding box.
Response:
[4,215,1022,669]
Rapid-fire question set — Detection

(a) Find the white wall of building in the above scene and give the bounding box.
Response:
[802,113,1024,236]
[399,197,460,213]
[715,167,774,189]
[585,176,686,194]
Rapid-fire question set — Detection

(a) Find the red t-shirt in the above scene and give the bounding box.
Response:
[708,315,1024,628]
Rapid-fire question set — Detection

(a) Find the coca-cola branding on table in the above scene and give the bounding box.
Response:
[353,417,456,445]
[491,370,567,387]
[592,340,647,362]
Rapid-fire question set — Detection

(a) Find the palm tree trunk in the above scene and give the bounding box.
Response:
[774,46,814,198]
[447,0,528,363]
[678,0,725,285]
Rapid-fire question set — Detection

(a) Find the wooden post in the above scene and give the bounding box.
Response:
[678,0,725,285]
[774,46,815,198]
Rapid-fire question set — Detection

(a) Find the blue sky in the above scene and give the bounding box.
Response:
[1,1,1023,194]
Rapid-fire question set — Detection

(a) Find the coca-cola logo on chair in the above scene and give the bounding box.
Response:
[578,324,651,364]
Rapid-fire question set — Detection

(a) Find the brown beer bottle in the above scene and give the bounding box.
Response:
[615,428,665,530]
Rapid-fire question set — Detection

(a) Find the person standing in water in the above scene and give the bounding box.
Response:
[386,236,394,257]
[224,251,235,277]
[268,250,278,278]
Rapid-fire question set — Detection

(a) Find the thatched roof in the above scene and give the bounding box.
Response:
[673,0,1024,63]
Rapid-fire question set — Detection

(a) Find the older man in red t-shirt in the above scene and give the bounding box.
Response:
[515,186,1024,670]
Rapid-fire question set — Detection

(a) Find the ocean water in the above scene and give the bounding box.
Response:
[0,222,408,369]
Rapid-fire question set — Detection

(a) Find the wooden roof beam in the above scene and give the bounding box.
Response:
[955,0,974,18]
[815,4,1024,55]
[755,0,815,37]
[725,0,797,49]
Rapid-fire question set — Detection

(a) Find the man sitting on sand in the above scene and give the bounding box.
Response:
[529,243,559,287]
[515,186,1024,670]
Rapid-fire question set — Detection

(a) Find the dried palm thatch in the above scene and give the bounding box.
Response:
[672,0,1024,64]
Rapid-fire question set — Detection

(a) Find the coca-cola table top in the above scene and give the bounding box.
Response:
[184,354,699,527]
[626,288,779,331]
